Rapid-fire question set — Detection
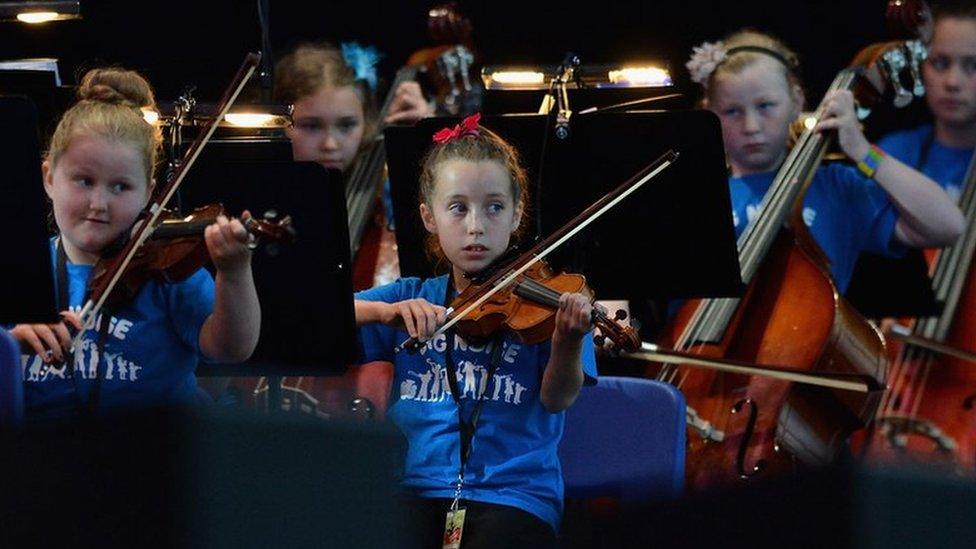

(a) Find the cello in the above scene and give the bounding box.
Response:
[648,19,930,490]
[856,139,976,473]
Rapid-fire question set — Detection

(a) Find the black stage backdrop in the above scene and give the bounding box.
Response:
[0,1,897,108]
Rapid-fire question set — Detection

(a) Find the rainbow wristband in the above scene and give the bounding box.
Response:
[856,144,886,179]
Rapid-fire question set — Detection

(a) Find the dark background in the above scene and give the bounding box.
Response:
[0,0,910,109]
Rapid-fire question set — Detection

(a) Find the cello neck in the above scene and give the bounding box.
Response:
[345,65,421,253]
[919,149,976,340]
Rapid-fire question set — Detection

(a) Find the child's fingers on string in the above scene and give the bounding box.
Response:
[815,117,840,132]
[206,223,230,252]
[224,218,250,245]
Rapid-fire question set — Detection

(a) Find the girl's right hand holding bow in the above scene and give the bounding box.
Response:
[355,298,448,343]
[10,311,82,364]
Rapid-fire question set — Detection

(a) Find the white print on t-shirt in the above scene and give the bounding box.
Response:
[400,339,529,404]
[947,185,961,204]
[802,207,817,227]
[735,203,817,229]
[21,310,142,384]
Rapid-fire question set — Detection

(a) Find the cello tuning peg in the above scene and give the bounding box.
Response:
[594,334,606,347]
[614,309,628,321]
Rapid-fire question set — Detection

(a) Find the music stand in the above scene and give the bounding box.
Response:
[180,140,358,376]
[845,250,942,318]
[385,111,743,301]
[483,87,690,115]
[0,96,58,323]
[0,68,73,140]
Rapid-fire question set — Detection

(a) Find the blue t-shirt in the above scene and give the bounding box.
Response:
[356,276,598,531]
[729,163,902,293]
[879,124,973,202]
[23,239,215,420]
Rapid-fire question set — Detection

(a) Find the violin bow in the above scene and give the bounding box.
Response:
[629,342,882,393]
[395,148,679,352]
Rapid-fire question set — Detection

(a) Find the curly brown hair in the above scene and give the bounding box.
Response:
[418,124,530,269]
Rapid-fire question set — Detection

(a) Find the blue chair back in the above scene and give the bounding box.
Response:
[0,329,24,429]
[559,376,685,502]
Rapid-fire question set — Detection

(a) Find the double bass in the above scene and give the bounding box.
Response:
[648,17,930,490]
[349,2,480,291]
[856,136,976,473]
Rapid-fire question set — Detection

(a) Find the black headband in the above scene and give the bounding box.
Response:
[725,45,798,72]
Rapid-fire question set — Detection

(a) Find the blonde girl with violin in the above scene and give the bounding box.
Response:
[687,30,965,293]
[354,114,596,548]
[878,0,976,196]
[11,68,260,421]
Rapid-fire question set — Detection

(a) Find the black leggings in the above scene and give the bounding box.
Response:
[397,496,556,549]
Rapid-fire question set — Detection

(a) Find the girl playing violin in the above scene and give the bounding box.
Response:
[11,68,260,420]
[878,0,976,195]
[354,114,596,548]
[688,30,965,292]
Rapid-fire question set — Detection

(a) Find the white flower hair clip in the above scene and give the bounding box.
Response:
[686,41,728,87]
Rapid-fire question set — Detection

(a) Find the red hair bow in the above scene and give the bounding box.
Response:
[432,113,481,144]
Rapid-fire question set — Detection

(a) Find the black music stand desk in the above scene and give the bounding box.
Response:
[0,96,58,323]
[181,141,358,376]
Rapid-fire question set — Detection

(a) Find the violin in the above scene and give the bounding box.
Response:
[448,258,639,350]
[59,54,263,360]
[396,149,678,354]
[88,204,294,307]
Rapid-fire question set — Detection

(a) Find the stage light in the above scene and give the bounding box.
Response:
[484,70,547,88]
[0,1,81,23]
[607,66,671,87]
[483,62,672,90]
[223,112,289,128]
[142,108,160,125]
[155,100,293,129]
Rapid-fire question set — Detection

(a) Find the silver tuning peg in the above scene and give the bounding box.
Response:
[881,49,913,108]
[906,41,927,97]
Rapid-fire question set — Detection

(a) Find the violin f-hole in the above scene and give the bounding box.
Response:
[731,398,767,479]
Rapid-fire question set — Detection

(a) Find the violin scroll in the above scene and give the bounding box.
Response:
[592,307,641,354]
[244,209,297,254]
